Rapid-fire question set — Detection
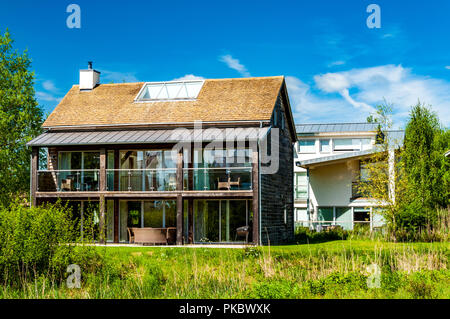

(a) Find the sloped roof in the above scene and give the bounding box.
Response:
[27,127,269,147]
[43,76,285,128]
[296,123,379,134]
[297,130,405,167]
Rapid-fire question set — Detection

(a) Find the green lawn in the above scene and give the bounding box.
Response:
[2,240,449,299]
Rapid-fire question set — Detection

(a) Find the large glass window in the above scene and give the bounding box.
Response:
[298,140,315,153]
[64,200,104,241]
[333,138,373,152]
[194,200,252,243]
[361,138,372,150]
[58,152,100,191]
[336,207,352,230]
[190,148,253,191]
[118,150,177,191]
[333,139,361,151]
[320,139,331,153]
[318,207,333,228]
[119,200,177,242]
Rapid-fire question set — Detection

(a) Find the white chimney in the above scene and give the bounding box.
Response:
[79,61,100,90]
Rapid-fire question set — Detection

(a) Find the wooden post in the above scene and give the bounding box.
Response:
[114,198,119,243]
[31,147,39,207]
[99,148,107,244]
[99,148,106,191]
[176,149,184,245]
[114,149,119,191]
[252,149,259,245]
[188,199,194,244]
[188,147,194,243]
[99,194,106,244]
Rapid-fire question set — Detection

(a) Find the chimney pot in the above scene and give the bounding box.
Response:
[79,62,100,90]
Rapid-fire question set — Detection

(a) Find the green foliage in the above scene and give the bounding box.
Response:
[0,241,448,298]
[248,280,294,299]
[294,226,348,244]
[0,30,43,206]
[0,201,101,287]
[359,102,449,241]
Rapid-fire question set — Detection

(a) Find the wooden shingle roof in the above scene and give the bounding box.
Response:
[43,76,285,128]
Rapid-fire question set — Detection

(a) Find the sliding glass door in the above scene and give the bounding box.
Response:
[193,199,251,243]
[119,200,177,242]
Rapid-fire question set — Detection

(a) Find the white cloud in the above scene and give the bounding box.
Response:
[287,65,450,126]
[42,80,58,92]
[172,74,204,81]
[445,66,450,70]
[99,70,138,83]
[36,91,62,103]
[219,54,251,77]
[285,76,353,123]
[328,60,346,67]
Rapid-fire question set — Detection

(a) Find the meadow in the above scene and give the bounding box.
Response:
[1,240,448,299]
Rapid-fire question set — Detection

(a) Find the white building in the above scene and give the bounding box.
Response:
[293,123,404,231]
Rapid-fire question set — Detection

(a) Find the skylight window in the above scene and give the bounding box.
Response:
[135,80,204,102]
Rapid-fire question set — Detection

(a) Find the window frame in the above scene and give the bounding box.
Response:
[298,139,316,154]
[319,139,331,153]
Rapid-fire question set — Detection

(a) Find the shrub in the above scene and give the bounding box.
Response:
[0,200,100,287]
[294,226,348,244]
[248,280,294,299]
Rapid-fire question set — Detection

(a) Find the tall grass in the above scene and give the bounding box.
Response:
[0,241,448,299]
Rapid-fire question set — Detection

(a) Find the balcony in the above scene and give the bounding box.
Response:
[37,170,100,192]
[183,167,252,191]
[106,169,177,192]
[36,167,253,193]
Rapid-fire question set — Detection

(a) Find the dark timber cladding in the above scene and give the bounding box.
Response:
[176,149,184,245]
[252,149,259,245]
[31,147,39,207]
[260,95,295,245]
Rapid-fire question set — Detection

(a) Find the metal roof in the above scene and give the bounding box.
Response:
[296,123,379,134]
[298,149,376,167]
[27,127,270,147]
[297,130,405,167]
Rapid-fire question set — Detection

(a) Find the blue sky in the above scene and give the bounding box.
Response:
[1,0,449,128]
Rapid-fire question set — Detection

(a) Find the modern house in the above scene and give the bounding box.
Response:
[293,123,404,231]
[28,64,297,245]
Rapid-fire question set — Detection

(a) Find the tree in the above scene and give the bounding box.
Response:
[0,30,43,206]
[359,103,407,240]
[401,103,449,228]
[359,102,449,241]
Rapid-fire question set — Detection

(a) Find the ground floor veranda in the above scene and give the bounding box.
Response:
[38,198,254,245]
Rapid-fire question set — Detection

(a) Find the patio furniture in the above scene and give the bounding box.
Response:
[61,178,73,191]
[127,227,135,243]
[127,227,177,245]
[217,177,231,190]
[236,226,251,243]
[167,176,176,191]
[229,177,241,189]
[166,227,177,244]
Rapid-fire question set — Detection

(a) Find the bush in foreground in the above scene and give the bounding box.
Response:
[0,201,102,288]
